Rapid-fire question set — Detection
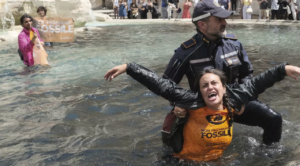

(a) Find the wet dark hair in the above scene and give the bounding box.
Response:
[37,6,47,15]
[20,14,33,25]
[195,68,234,130]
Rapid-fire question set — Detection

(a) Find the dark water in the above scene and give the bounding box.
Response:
[1,23,300,165]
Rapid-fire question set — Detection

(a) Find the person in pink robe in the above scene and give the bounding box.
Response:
[18,14,44,66]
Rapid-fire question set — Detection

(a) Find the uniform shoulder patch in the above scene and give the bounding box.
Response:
[180,38,197,50]
[224,34,237,40]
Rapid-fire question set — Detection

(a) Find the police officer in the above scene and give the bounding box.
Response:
[162,0,282,148]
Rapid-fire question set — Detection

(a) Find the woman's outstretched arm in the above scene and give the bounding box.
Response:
[104,63,205,109]
[228,63,300,110]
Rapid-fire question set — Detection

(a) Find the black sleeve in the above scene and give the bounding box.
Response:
[126,63,203,108]
[228,63,287,108]
[162,49,189,84]
[243,63,286,99]
[237,41,254,84]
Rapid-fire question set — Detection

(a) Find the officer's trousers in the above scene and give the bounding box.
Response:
[233,100,282,145]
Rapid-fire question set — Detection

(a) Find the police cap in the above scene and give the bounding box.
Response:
[192,0,234,22]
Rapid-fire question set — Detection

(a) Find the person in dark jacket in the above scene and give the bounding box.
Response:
[278,0,288,19]
[104,63,300,161]
[162,0,283,150]
[148,0,159,18]
[139,0,148,19]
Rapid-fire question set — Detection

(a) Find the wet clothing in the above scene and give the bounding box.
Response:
[18,27,43,66]
[174,107,233,161]
[162,31,282,148]
[126,62,287,160]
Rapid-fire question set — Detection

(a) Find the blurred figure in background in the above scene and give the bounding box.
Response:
[119,0,127,19]
[297,0,300,20]
[112,0,119,19]
[289,0,297,20]
[147,0,153,19]
[241,0,252,19]
[128,0,132,18]
[219,0,231,10]
[131,0,139,18]
[258,0,269,19]
[36,6,52,47]
[161,0,168,18]
[152,0,160,18]
[278,0,288,20]
[182,0,192,18]
[139,0,148,19]
[232,0,237,11]
[271,0,279,19]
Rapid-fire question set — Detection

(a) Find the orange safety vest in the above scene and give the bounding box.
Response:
[174,106,233,161]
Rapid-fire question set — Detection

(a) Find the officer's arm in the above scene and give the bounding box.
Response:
[238,41,254,84]
[163,48,187,84]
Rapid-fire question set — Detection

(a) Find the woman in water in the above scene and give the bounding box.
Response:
[18,14,44,67]
[104,63,300,161]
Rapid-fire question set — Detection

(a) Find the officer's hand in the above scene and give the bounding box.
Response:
[174,106,187,118]
[285,65,300,81]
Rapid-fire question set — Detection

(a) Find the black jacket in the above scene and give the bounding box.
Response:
[163,32,253,92]
[126,63,287,110]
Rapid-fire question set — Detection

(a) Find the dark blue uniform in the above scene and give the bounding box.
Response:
[163,31,282,145]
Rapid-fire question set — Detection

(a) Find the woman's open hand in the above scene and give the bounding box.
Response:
[104,64,127,81]
[285,65,300,80]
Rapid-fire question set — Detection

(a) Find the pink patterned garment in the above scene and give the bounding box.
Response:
[18,27,43,66]
[182,2,192,18]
